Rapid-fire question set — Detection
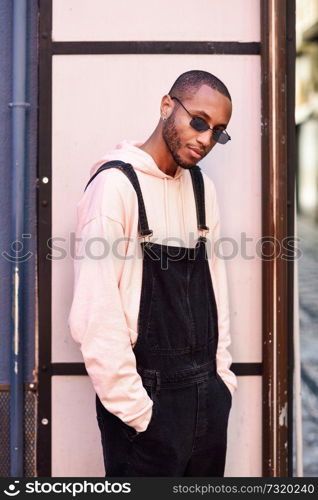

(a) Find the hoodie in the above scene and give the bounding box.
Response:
[68,139,237,432]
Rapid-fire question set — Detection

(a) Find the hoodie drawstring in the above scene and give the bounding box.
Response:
[180,179,187,245]
[164,177,169,240]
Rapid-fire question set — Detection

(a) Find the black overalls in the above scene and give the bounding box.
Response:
[85,160,232,477]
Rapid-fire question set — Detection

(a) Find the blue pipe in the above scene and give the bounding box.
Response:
[9,0,29,477]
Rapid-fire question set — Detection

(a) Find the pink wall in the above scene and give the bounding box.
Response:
[51,0,262,477]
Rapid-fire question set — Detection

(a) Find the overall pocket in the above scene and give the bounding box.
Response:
[122,399,157,442]
[216,373,232,403]
[122,384,158,442]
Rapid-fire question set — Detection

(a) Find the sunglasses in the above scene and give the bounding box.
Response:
[170,96,231,145]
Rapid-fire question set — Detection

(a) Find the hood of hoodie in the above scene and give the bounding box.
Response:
[89,139,186,180]
[89,139,188,240]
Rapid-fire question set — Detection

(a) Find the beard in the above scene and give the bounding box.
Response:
[162,114,197,170]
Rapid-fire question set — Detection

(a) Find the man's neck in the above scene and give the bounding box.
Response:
[138,129,179,177]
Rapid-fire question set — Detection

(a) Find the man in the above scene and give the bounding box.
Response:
[68,70,237,477]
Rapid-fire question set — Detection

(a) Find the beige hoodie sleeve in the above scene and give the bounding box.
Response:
[68,214,153,432]
[209,184,238,397]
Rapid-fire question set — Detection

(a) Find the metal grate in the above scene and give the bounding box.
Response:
[0,386,37,477]
[0,388,10,476]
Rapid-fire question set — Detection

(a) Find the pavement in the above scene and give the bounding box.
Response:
[295,215,318,477]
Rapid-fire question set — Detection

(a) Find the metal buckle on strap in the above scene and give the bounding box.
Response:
[139,229,153,243]
[198,224,209,240]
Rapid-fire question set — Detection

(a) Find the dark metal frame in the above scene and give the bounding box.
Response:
[50,362,262,377]
[286,2,296,477]
[52,41,260,55]
[37,0,53,478]
[37,0,295,477]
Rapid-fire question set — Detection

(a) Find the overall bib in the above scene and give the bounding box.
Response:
[85,161,232,477]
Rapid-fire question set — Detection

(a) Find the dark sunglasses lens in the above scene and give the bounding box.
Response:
[190,117,209,132]
[213,130,230,144]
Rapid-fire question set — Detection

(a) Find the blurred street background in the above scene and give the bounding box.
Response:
[296,217,318,477]
[296,0,318,477]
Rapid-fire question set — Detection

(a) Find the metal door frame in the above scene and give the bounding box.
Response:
[37,0,295,477]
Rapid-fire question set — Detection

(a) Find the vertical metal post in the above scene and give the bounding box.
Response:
[9,0,29,477]
[286,0,296,477]
[261,0,294,476]
[37,0,53,477]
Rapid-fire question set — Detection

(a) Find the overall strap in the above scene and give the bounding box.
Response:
[84,160,153,237]
[189,165,209,238]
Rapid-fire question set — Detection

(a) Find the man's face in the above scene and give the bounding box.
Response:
[162,84,232,169]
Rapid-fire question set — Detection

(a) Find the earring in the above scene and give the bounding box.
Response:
[161,116,166,121]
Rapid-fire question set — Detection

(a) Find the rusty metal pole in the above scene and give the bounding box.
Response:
[261,0,292,477]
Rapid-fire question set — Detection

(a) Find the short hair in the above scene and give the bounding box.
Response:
[168,70,231,102]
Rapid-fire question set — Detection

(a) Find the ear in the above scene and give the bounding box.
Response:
[160,94,174,120]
